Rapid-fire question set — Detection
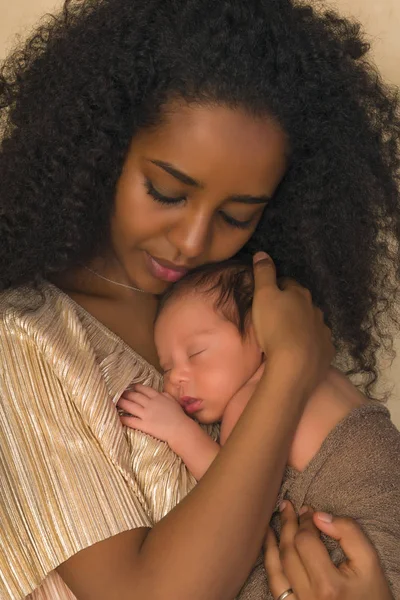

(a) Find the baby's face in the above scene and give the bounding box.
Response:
[154,292,262,424]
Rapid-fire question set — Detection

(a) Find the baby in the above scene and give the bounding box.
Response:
[118,260,400,595]
[117,260,367,480]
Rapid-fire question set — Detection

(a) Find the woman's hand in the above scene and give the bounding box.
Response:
[117,384,192,447]
[252,252,334,396]
[264,501,394,600]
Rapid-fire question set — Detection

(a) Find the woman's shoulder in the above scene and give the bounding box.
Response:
[0,281,71,333]
[0,282,91,369]
[0,280,162,400]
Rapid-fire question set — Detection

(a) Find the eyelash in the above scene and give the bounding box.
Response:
[145,179,186,206]
[162,350,205,375]
[189,350,205,359]
[145,179,254,230]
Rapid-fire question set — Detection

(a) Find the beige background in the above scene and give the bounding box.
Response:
[0,0,399,425]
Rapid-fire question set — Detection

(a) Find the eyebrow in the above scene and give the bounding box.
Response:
[183,328,217,340]
[149,159,204,188]
[227,193,271,205]
[148,159,271,205]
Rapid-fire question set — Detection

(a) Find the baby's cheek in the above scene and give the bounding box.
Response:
[162,377,175,397]
[204,369,234,402]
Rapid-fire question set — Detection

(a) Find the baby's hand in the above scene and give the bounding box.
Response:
[117,384,191,447]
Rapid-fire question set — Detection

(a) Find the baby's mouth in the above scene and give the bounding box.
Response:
[180,396,203,415]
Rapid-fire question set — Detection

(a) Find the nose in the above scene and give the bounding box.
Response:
[164,364,192,401]
[167,209,212,260]
[167,365,189,388]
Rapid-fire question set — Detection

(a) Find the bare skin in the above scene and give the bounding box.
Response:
[57,101,288,357]
[54,103,336,600]
[117,286,366,479]
[57,256,333,600]
[118,365,366,480]
[265,503,394,600]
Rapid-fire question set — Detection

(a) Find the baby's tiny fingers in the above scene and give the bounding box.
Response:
[132,383,160,399]
[117,397,146,417]
[120,415,146,433]
[120,391,149,407]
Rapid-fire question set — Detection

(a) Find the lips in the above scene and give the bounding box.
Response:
[180,396,203,415]
[145,252,189,283]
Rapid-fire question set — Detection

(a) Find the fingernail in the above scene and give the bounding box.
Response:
[253,251,269,264]
[279,501,287,512]
[299,505,309,516]
[317,512,333,523]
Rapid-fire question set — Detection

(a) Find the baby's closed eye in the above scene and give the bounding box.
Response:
[188,349,206,359]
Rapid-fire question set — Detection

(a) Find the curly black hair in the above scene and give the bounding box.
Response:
[1,0,399,395]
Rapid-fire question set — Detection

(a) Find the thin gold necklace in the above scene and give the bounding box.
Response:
[83,265,146,294]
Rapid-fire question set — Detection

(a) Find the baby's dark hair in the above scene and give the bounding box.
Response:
[1,0,400,395]
[157,260,255,338]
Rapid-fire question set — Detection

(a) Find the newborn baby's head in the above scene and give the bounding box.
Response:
[154,260,263,424]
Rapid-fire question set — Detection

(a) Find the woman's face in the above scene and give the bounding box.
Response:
[111,102,288,294]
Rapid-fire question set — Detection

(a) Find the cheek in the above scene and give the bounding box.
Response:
[163,377,175,397]
[199,362,239,403]
[207,226,258,263]
[112,173,169,246]
[219,345,256,387]
[209,206,265,262]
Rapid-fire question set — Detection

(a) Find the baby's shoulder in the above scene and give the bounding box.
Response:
[289,369,369,472]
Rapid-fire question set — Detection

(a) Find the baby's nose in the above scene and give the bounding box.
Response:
[163,368,188,397]
[168,366,189,386]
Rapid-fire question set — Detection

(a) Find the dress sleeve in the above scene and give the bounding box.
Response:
[299,406,400,599]
[0,315,152,599]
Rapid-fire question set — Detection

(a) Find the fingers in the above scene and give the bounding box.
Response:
[130,383,160,399]
[279,278,308,295]
[120,414,150,435]
[253,252,277,290]
[279,501,299,549]
[298,506,319,537]
[313,513,380,569]
[119,391,148,408]
[295,508,338,586]
[279,502,309,593]
[117,396,146,417]
[264,527,292,599]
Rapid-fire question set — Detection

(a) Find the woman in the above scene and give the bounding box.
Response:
[0,0,399,598]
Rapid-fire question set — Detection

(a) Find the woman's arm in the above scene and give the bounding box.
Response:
[57,255,333,600]
[58,361,309,600]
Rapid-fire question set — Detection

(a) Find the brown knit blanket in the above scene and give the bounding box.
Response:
[237,404,400,599]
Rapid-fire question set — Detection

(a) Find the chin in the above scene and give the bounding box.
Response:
[195,412,221,426]
[144,278,172,296]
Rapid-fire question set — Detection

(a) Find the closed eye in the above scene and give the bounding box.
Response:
[146,178,256,229]
[145,179,187,205]
[189,350,206,359]
[219,212,255,230]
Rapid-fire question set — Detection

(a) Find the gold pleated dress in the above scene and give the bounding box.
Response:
[0,282,217,599]
[1,283,400,600]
